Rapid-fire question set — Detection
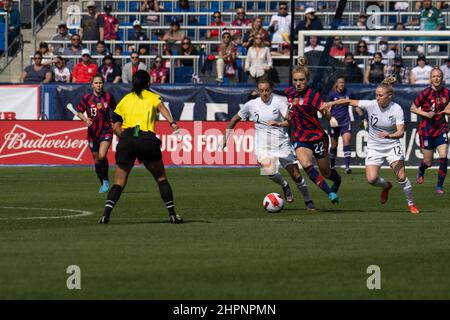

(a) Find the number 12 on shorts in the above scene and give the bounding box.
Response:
[393,145,402,156]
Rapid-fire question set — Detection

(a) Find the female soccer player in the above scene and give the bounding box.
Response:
[326,76,366,173]
[285,61,341,204]
[328,77,420,215]
[98,70,183,224]
[410,67,449,193]
[222,79,316,211]
[76,75,116,193]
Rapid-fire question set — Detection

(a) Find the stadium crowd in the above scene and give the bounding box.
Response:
[3,0,450,84]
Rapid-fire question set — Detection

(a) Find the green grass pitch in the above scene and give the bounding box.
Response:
[0,167,449,299]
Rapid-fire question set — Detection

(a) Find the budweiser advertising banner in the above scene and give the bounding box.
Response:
[0,120,440,167]
[0,85,40,120]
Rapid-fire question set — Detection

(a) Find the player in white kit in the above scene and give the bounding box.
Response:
[326,77,420,215]
[223,79,316,211]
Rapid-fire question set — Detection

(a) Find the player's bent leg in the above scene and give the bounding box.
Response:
[436,143,448,193]
[391,160,418,214]
[284,163,315,209]
[317,157,341,194]
[417,149,433,184]
[99,164,132,224]
[144,160,183,224]
[366,165,391,204]
[98,141,112,193]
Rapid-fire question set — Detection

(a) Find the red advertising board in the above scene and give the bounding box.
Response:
[0,121,257,166]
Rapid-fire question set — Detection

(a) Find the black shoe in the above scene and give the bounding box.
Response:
[98,216,109,224]
[282,184,294,203]
[345,168,352,174]
[169,214,183,224]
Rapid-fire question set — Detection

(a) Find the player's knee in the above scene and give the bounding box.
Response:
[396,172,406,182]
[367,176,378,185]
[424,159,433,167]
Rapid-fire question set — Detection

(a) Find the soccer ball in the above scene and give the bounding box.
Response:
[263,193,285,213]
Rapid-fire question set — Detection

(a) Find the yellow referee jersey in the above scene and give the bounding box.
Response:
[115,89,161,133]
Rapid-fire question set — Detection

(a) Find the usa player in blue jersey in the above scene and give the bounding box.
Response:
[410,67,450,194]
[77,75,116,193]
[326,76,366,174]
[285,61,341,204]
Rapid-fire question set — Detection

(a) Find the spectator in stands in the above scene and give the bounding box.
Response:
[343,52,363,83]
[378,40,395,65]
[141,0,163,26]
[51,21,72,54]
[177,37,199,67]
[173,0,197,25]
[355,40,372,69]
[206,11,226,44]
[80,1,104,41]
[408,0,444,54]
[98,54,122,83]
[162,20,185,52]
[63,34,84,71]
[357,12,368,28]
[245,34,272,83]
[150,55,168,84]
[243,17,270,50]
[99,4,119,41]
[21,51,52,84]
[410,55,433,85]
[440,57,450,84]
[386,56,410,84]
[304,36,324,53]
[93,40,109,57]
[391,23,413,54]
[294,7,323,40]
[330,37,348,57]
[72,49,98,83]
[268,2,291,49]
[129,20,149,53]
[0,0,20,55]
[122,52,147,83]
[295,2,315,11]
[216,30,238,83]
[38,42,55,66]
[138,45,150,57]
[230,7,252,45]
[53,56,71,83]
[364,52,387,84]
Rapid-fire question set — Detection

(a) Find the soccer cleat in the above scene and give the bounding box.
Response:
[329,192,339,204]
[169,214,183,224]
[408,204,420,215]
[380,181,393,204]
[99,180,110,193]
[436,187,444,194]
[282,184,294,203]
[305,200,316,211]
[98,216,109,224]
[416,172,424,184]
[345,168,352,174]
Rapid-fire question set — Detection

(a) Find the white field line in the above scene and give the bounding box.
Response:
[0,207,94,220]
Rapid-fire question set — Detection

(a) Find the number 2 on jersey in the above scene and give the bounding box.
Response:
[393,145,402,156]
[371,115,378,127]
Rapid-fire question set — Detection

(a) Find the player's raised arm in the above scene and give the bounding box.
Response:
[222,114,242,148]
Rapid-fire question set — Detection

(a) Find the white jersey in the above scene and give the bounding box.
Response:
[238,94,290,152]
[358,100,404,149]
[411,65,432,84]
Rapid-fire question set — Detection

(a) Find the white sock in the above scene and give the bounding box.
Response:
[296,177,311,202]
[268,173,288,187]
[372,177,389,189]
[399,177,414,205]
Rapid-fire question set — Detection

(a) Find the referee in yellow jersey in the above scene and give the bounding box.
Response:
[99,70,183,224]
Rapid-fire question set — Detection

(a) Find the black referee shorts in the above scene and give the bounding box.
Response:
[115,129,162,166]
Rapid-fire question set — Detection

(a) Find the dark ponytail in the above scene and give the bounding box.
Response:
[132,70,150,95]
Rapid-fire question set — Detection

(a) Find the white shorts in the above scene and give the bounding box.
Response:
[256,144,296,169]
[365,145,405,167]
